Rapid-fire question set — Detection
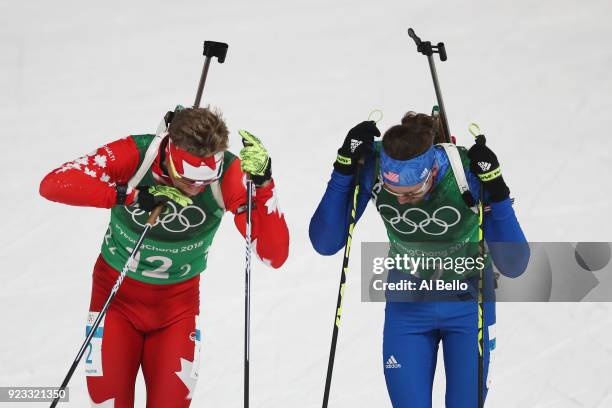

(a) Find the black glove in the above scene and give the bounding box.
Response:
[467,135,510,202]
[333,121,380,175]
[134,185,193,212]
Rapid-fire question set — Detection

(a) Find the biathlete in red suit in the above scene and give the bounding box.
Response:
[40,107,289,407]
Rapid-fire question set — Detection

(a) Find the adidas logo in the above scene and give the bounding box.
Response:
[478,161,491,172]
[350,139,363,153]
[420,167,429,179]
[385,355,401,369]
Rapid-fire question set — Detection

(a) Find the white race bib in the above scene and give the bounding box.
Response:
[84,311,105,377]
[190,315,202,379]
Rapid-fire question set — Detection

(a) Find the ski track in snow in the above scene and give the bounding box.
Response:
[1,0,612,407]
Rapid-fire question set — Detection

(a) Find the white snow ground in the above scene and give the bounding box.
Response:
[1,0,612,407]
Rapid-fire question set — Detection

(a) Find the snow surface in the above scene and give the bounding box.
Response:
[1,0,612,406]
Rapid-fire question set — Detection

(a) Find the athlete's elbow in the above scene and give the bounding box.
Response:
[39,172,59,202]
[309,215,346,256]
[269,244,289,269]
[255,231,289,269]
[492,242,531,278]
[309,230,343,256]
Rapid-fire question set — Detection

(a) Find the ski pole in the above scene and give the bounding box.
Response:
[469,123,488,408]
[407,28,451,143]
[50,205,164,408]
[194,41,228,108]
[322,164,362,408]
[244,177,254,408]
[476,189,485,408]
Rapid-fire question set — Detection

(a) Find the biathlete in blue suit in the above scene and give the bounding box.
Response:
[309,112,529,407]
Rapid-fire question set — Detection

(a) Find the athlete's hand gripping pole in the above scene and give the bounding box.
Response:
[407,28,451,143]
[193,40,228,108]
[50,205,165,408]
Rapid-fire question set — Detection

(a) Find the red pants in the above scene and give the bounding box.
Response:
[86,255,201,408]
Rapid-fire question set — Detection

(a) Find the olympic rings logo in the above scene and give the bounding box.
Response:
[377,205,461,236]
[125,202,207,233]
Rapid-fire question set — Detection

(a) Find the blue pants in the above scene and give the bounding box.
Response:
[383,300,496,408]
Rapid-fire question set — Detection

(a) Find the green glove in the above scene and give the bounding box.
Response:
[136,185,193,211]
[239,129,272,186]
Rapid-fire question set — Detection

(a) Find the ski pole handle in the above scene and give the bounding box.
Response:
[468,122,487,146]
[368,109,383,123]
[468,123,481,138]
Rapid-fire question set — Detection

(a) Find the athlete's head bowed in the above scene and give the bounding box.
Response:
[165,107,229,196]
[380,112,441,205]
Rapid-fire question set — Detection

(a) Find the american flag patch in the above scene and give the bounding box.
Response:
[383,171,400,183]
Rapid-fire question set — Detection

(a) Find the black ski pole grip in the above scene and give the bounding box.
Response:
[203,41,229,63]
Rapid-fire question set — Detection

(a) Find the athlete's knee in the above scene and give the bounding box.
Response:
[142,316,202,407]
